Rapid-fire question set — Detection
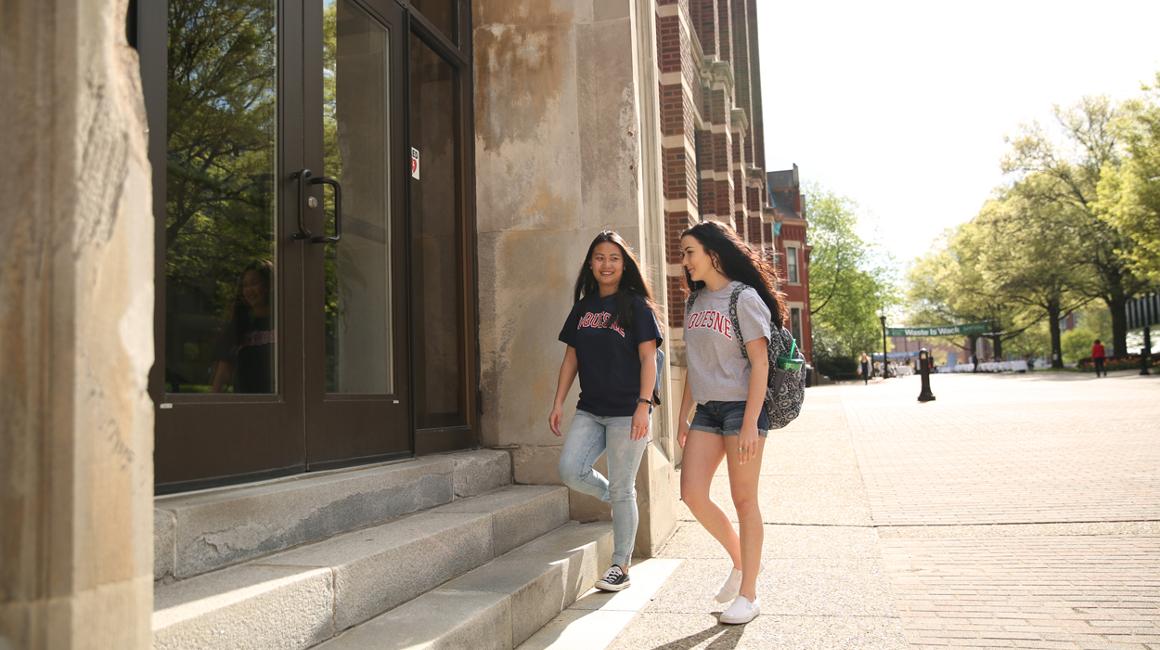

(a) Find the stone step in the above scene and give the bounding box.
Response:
[153,484,567,650]
[316,521,613,650]
[155,449,512,581]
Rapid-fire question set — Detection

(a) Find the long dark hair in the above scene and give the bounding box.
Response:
[573,230,659,332]
[681,221,789,327]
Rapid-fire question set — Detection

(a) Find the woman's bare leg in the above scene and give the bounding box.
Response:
[680,429,741,568]
[724,436,765,600]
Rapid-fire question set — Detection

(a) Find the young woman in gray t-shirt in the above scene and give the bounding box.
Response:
[676,221,789,625]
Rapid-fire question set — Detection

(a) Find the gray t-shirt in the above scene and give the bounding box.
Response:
[684,281,772,403]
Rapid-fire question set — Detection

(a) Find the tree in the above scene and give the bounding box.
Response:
[164,0,279,388]
[805,187,898,371]
[1097,73,1160,286]
[907,226,1024,361]
[972,182,1091,368]
[1003,96,1148,356]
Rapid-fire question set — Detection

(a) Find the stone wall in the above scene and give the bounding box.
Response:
[0,0,154,647]
[473,0,677,554]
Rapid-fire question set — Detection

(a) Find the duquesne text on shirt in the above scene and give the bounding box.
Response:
[686,309,732,339]
[577,311,626,337]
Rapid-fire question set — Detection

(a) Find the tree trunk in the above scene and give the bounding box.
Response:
[992,333,1003,360]
[1105,287,1129,358]
[1048,301,1063,369]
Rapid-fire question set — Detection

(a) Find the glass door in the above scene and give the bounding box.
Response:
[150,0,307,491]
[146,0,410,491]
[302,0,410,466]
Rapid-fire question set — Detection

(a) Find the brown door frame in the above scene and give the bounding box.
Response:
[144,0,309,493]
[406,2,480,455]
[302,0,413,469]
[141,0,479,492]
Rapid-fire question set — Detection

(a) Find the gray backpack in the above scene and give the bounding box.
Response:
[686,285,806,429]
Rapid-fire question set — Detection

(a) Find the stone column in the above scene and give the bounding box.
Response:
[474,0,677,556]
[1,0,154,648]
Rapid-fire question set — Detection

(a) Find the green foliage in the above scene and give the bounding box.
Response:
[164,0,280,389]
[1061,327,1100,364]
[1001,320,1050,359]
[804,187,898,367]
[1003,94,1150,354]
[912,83,1160,369]
[1096,73,1160,286]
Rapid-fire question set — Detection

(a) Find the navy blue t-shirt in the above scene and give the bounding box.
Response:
[558,292,663,417]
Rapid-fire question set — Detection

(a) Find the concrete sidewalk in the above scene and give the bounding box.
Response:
[529,370,1160,649]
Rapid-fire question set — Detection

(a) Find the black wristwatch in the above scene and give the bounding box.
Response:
[636,397,653,411]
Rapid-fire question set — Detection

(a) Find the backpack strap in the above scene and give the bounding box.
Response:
[727,284,750,360]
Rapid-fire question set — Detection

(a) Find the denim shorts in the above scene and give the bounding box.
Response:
[690,400,769,436]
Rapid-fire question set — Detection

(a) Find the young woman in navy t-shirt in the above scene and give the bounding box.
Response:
[549,231,663,592]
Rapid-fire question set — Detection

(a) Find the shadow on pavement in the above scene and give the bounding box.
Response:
[645,621,745,650]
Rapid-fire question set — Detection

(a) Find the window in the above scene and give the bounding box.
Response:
[786,246,799,283]
[790,308,802,345]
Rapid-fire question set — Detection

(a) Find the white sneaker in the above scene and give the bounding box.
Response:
[714,563,763,603]
[720,595,761,624]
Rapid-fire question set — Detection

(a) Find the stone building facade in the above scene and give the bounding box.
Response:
[2,0,787,646]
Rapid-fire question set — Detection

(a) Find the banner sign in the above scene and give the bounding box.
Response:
[886,322,990,337]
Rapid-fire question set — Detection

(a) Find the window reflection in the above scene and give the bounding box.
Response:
[410,36,463,427]
[323,0,394,394]
[410,0,457,44]
[165,0,278,394]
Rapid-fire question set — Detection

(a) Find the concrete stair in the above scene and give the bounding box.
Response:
[155,450,513,582]
[317,522,612,650]
[152,450,611,649]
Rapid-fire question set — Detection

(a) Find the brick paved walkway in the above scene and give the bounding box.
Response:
[608,370,1160,649]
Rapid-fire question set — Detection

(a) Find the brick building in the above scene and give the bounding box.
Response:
[655,0,810,365]
[769,165,814,363]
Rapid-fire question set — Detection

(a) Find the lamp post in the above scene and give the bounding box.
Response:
[879,314,888,379]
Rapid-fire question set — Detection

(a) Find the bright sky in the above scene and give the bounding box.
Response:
[756,0,1160,270]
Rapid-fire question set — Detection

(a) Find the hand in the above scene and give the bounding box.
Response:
[736,422,759,465]
[549,405,564,437]
[677,420,690,449]
[631,404,651,440]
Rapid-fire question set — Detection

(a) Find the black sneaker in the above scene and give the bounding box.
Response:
[595,565,630,592]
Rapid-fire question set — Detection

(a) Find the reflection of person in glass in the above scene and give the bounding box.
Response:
[212,260,274,393]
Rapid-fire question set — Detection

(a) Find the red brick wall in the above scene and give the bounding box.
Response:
[655,0,795,344]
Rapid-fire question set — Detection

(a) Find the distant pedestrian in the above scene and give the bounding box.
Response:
[676,221,791,625]
[549,231,663,594]
[1091,339,1107,377]
[859,352,870,385]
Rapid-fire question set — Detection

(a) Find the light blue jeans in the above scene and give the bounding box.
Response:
[558,409,649,568]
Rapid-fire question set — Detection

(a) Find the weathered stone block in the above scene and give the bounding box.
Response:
[452,449,512,498]
[154,508,176,581]
[264,512,494,632]
[434,485,570,555]
[315,590,513,650]
[161,457,454,579]
[510,444,564,485]
[440,522,611,645]
[153,565,334,650]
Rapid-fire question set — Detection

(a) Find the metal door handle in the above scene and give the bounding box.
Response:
[291,169,314,240]
[310,175,342,244]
